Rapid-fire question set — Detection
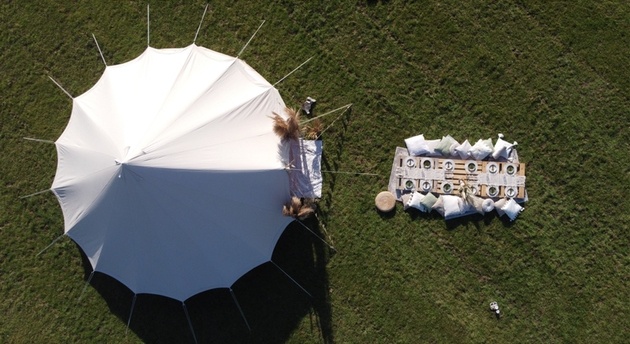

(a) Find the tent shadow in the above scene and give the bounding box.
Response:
[82,219,333,344]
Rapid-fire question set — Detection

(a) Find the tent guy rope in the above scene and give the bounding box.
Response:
[295,219,336,251]
[92,33,107,66]
[317,103,351,138]
[126,294,137,334]
[36,234,65,257]
[237,20,265,58]
[230,288,252,331]
[193,4,209,44]
[271,261,312,298]
[146,4,150,47]
[301,103,353,124]
[182,302,199,344]
[77,271,95,303]
[48,76,73,99]
[273,56,313,87]
[286,168,379,177]
[19,189,52,199]
[23,137,55,144]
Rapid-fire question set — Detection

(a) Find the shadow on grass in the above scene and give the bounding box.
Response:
[398,207,516,231]
[320,107,352,215]
[376,207,397,219]
[80,220,333,344]
[445,211,517,230]
[366,0,391,5]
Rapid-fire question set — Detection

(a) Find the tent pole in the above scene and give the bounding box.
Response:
[229,288,251,331]
[271,261,312,298]
[193,4,209,44]
[237,20,265,58]
[23,137,55,144]
[92,33,107,66]
[295,219,336,251]
[125,294,137,334]
[48,76,73,99]
[273,56,313,87]
[146,4,150,47]
[182,302,198,344]
[77,271,94,303]
[20,189,52,199]
[36,234,65,257]
[301,103,353,124]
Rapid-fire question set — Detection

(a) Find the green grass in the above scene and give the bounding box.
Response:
[2,0,629,343]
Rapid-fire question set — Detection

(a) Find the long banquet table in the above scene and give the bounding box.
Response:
[388,147,527,201]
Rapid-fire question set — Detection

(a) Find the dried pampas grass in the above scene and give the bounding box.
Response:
[271,107,300,141]
[282,196,316,219]
[303,118,323,140]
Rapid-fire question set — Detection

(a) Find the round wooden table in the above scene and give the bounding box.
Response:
[375,191,396,212]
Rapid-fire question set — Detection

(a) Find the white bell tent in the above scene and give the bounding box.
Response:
[52,43,297,301]
[32,9,332,339]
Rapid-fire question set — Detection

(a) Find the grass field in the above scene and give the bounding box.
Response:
[1,1,629,343]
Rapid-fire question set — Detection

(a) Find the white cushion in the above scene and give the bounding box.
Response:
[481,198,495,213]
[431,196,445,216]
[454,139,472,159]
[494,198,507,216]
[443,195,464,218]
[404,134,429,156]
[435,135,458,156]
[401,193,412,209]
[406,191,428,212]
[419,192,438,209]
[405,135,441,156]
[492,134,517,160]
[482,138,494,150]
[469,195,485,214]
[501,198,524,221]
[469,138,493,160]
[424,139,441,156]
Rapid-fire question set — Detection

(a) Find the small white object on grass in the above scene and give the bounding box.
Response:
[490,301,500,314]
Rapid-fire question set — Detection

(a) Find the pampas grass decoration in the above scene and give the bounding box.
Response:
[285,107,300,140]
[282,196,316,219]
[272,112,289,138]
[303,118,323,140]
[271,107,301,141]
[282,202,293,217]
[282,196,302,217]
[290,196,302,213]
[297,205,315,220]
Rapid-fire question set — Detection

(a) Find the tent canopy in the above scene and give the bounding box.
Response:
[52,44,295,301]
